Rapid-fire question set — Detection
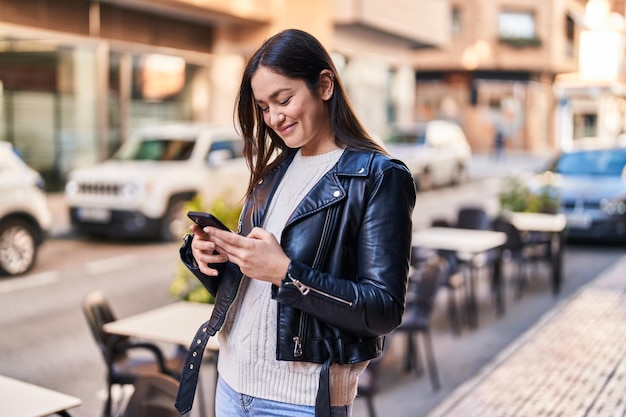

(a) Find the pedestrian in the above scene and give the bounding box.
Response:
[174,28,416,417]
[493,123,505,160]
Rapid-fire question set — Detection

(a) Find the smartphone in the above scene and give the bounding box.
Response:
[187,211,232,232]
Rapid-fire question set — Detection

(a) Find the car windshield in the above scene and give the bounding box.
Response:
[555,149,626,177]
[113,138,195,161]
[385,126,427,145]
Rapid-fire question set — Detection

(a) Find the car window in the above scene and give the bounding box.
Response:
[209,138,244,159]
[113,138,195,161]
[555,149,626,176]
[0,145,25,173]
[386,126,427,145]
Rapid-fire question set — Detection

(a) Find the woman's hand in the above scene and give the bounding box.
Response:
[207,226,291,287]
[189,224,228,276]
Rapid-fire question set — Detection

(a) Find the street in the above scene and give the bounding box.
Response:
[0,174,624,417]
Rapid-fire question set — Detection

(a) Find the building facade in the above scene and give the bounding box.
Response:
[408,0,589,153]
[0,0,447,190]
[555,0,626,150]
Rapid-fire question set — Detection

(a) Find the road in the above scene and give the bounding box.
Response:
[0,238,179,417]
[0,176,624,417]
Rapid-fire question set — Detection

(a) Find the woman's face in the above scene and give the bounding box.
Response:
[251,65,336,156]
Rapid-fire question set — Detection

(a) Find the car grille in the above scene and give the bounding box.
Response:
[76,182,121,196]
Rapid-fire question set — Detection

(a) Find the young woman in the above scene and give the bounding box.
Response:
[175,28,416,417]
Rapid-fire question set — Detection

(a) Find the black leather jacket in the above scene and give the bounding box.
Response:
[177,147,416,416]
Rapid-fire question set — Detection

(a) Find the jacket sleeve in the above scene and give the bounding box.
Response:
[179,233,240,297]
[272,162,417,337]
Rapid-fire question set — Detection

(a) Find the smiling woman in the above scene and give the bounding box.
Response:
[175,29,416,417]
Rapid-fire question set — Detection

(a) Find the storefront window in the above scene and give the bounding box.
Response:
[0,39,97,189]
[1,29,216,191]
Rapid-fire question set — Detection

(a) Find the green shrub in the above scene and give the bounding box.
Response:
[498,175,559,215]
[169,195,243,304]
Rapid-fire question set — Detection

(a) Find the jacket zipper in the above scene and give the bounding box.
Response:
[289,206,352,357]
[288,274,353,306]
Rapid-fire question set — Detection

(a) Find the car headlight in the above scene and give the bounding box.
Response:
[120,181,142,199]
[600,199,626,215]
[65,180,78,196]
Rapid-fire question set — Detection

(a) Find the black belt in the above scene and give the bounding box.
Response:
[175,318,213,415]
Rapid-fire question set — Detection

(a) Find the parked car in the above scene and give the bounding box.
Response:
[65,123,249,241]
[528,145,626,242]
[0,141,52,276]
[383,120,471,191]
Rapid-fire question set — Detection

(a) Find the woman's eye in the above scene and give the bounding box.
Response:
[279,97,292,106]
[259,105,269,113]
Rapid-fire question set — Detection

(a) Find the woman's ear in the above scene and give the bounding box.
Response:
[319,70,335,101]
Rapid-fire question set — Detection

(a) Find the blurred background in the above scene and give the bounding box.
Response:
[3,2,626,417]
[2,0,625,191]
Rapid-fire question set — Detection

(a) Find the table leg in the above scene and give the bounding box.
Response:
[492,248,505,315]
[466,261,478,328]
[551,232,564,295]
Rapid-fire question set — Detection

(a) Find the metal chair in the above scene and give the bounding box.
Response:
[491,218,552,298]
[394,255,449,390]
[456,206,491,230]
[428,218,464,334]
[81,291,183,417]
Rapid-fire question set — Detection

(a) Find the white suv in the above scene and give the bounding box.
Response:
[65,123,249,241]
[384,120,472,191]
[0,141,52,276]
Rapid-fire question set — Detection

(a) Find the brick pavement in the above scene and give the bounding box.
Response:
[426,255,626,417]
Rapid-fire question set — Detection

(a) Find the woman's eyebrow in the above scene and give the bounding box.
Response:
[256,87,292,104]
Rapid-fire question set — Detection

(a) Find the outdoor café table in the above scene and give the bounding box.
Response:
[102,300,219,351]
[0,374,82,417]
[412,227,507,328]
[505,212,568,295]
[103,301,219,416]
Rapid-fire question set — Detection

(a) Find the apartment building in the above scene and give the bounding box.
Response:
[409,0,589,153]
[0,0,447,190]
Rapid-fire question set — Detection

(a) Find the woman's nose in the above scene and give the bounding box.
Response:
[269,109,284,126]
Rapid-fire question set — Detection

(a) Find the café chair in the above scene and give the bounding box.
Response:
[428,218,464,334]
[81,291,183,417]
[120,373,180,417]
[491,218,552,299]
[394,255,448,390]
[456,206,490,231]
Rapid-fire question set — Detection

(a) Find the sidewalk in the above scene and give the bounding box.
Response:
[352,250,626,417]
[426,255,626,417]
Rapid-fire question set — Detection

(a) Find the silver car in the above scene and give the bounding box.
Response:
[0,142,52,275]
[529,146,626,242]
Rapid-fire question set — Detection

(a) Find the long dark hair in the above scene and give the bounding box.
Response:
[236,28,388,195]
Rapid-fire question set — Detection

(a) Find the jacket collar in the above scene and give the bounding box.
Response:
[252,147,375,229]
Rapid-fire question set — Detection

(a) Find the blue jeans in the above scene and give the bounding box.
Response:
[215,376,353,417]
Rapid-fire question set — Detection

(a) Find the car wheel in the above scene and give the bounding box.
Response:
[416,169,433,192]
[0,219,38,276]
[160,198,188,242]
[451,164,468,186]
